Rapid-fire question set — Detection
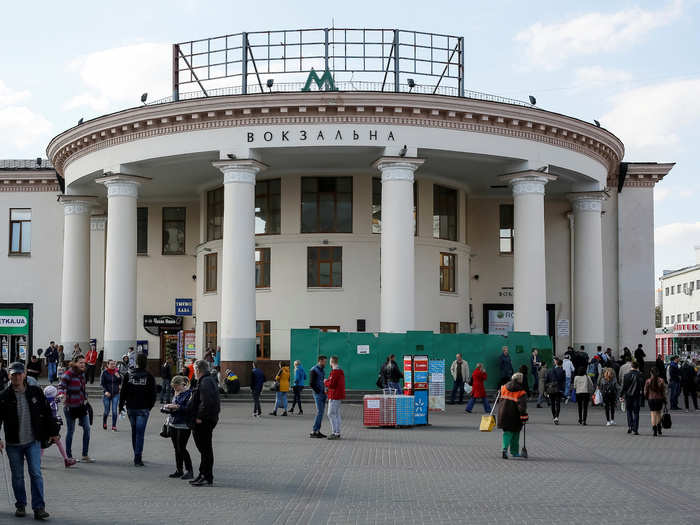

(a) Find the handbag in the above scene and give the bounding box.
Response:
[160,415,171,438]
[661,405,672,429]
[464,383,473,396]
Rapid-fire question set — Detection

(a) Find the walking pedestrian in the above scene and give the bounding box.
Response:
[26,355,42,381]
[160,357,173,404]
[383,354,403,394]
[289,360,306,415]
[668,356,682,410]
[324,356,346,440]
[250,362,265,417]
[449,354,469,404]
[100,359,121,431]
[117,354,130,375]
[57,345,65,367]
[531,349,541,399]
[269,361,290,416]
[162,375,193,479]
[118,353,156,466]
[0,362,59,520]
[309,355,327,438]
[546,358,565,424]
[497,372,528,459]
[537,361,549,408]
[465,363,491,413]
[618,358,633,385]
[597,367,620,426]
[59,355,94,462]
[85,346,98,384]
[681,358,698,411]
[127,346,138,370]
[41,385,76,468]
[187,360,220,486]
[622,347,633,363]
[573,367,594,425]
[634,344,646,374]
[45,342,59,384]
[621,361,644,435]
[498,347,514,386]
[562,353,575,402]
[655,355,666,382]
[644,367,667,437]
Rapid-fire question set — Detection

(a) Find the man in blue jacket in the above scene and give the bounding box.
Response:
[44,342,59,384]
[250,362,265,418]
[499,347,514,386]
[308,355,327,438]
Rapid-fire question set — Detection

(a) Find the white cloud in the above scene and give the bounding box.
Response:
[654,187,671,202]
[64,42,171,112]
[0,79,31,106]
[601,78,700,154]
[654,186,695,202]
[655,222,700,277]
[572,66,632,91]
[0,79,52,153]
[515,0,682,70]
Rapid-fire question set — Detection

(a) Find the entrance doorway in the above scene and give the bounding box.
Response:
[160,331,179,372]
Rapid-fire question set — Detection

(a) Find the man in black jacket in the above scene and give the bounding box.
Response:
[119,353,157,466]
[621,361,643,435]
[0,362,59,520]
[546,359,566,424]
[187,359,220,486]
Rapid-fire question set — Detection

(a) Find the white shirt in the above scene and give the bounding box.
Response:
[562,359,575,378]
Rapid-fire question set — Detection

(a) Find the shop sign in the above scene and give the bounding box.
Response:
[488,309,514,336]
[0,309,29,335]
[301,68,338,92]
[246,128,396,144]
[674,323,700,334]
[143,315,183,336]
[175,298,193,316]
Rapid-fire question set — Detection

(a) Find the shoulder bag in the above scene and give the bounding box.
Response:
[661,404,672,429]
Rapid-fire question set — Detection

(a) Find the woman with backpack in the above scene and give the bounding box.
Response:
[644,367,667,437]
[597,367,619,426]
[573,367,594,425]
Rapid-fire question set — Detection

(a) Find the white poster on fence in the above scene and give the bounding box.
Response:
[488,310,514,336]
[429,359,445,411]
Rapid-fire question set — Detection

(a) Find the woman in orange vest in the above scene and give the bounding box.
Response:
[497,372,528,459]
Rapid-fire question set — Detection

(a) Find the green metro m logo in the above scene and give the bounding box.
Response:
[301,68,338,92]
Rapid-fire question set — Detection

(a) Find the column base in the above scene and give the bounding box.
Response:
[104,339,136,362]
[220,360,254,387]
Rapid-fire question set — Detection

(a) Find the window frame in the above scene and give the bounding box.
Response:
[432,184,458,241]
[255,247,271,288]
[256,320,271,359]
[162,207,186,255]
[307,246,343,288]
[440,322,457,334]
[9,208,31,256]
[255,179,281,235]
[310,325,341,332]
[439,252,456,293]
[204,321,217,351]
[206,187,224,241]
[204,252,217,293]
[498,203,514,254]
[300,177,353,233]
[371,177,418,235]
[137,207,148,255]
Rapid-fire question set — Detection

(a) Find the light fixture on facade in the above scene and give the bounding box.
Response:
[141,93,148,104]
[407,78,415,92]
[266,79,274,92]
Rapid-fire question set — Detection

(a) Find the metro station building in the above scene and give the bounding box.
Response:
[5,29,676,375]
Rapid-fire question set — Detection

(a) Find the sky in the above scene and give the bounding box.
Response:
[1,0,699,283]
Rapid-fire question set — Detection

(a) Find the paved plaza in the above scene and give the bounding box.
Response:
[5,400,700,524]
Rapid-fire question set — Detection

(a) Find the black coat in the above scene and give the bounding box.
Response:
[0,384,59,445]
[547,367,566,393]
[187,373,220,425]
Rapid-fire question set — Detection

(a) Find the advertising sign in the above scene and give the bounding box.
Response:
[356,345,370,355]
[183,330,196,359]
[488,309,514,336]
[403,355,413,394]
[136,340,149,356]
[414,389,428,425]
[0,335,7,359]
[144,315,183,336]
[175,298,193,316]
[0,309,29,335]
[429,360,445,411]
[413,355,429,390]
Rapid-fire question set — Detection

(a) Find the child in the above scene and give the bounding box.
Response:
[42,385,77,468]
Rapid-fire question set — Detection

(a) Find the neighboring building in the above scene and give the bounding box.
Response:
[657,246,700,357]
[16,27,674,379]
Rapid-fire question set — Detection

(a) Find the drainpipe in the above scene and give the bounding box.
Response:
[567,211,575,348]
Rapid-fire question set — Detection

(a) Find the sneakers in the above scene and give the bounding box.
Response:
[103,423,107,430]
[606,421,612,426]
[81,456,96,463]
[112,426,118,432]
[553,417,559,425]
[611,420,616,426]
[64,458,77,468]
[327,434,341,440]
[15,506,26,517]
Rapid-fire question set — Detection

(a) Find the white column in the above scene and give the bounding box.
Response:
[59,196,96,352]
[570,192,605,352]
[212,159,266,363]
[503,173,556,335]
[374,157,424,333]
[90,215,107,353]
[96,174,147,361]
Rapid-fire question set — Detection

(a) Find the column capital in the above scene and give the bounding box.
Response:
[212,159,267,184]
[372,157,425,182]
[58,195,98,216]
[568,191,607,212]
[500,171,557,196]
[95,173,150,198]
[90,215,107,231]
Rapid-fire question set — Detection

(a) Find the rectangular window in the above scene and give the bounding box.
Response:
[665,287,669,296]
[310,325,341,332]
[691,312,695,322]
[440,322,457,334]
[204,253,217,292]
[499,204,514,254]
[256,179,281,234]
[204,322,217,351]
[665,316,669,325]
[372,177,417,235]
[433,185,458,240]
[697,311,700,320]
[301,177,352,233]
[256,320,270,359]
[9,209,31,255]
[696,280,700,290]
[255,248,270,288]
[677,284,681,293]
[684,313,689,322]
[670,287,674,295]
[206,187,224,241]
[307,246,342,287]
[439,252,456,292]
[162,207,186,255]
[136,207,148,255]
[671,315,675,324]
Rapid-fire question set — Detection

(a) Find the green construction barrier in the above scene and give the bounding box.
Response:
[290,329,553,391]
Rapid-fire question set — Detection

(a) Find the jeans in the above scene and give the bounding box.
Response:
[160,378,171,403]
[465,396,491,413]
[502,431,520,455]
[388,381,402,394]
[6,441,44,510]
[192,421,216,482]
[47,362,57,383]
[86,364,96,384]
[564,376,572,398]
[170,427,192,473]
[683,385,698,410]
[312,392,327,432]
[291,386,303,412]
[64,407,90,458]
[327,399,342,435]
[625,395,640,432]
[577,393,590,422]
[274,392,288,413]
[550,393,561,419]
[532,370,539,393]
[252,391,261,415]
[451,380,465,403]
[102,393,120,427]
[127,409,150,460]
[670,381,681,409]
